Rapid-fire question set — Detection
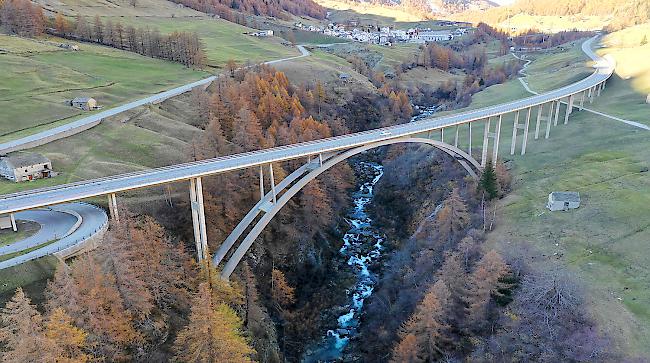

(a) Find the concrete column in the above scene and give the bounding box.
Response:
[440,128,444,142]
[568,94,574,115]
[510,110,520,155]
[190,179,205,262]
[468,123,472,156]
[9,213,16,232]
[579,90,586,110]
[534,105,543,140]
[545,102,553,139]
[492,115,502,167]
[553,100,561,126]
[318,153,323,167]
[564,96,572,125]
[589,87,595,103]
[597,82,603,97]
[268,164,277,204]
[521,107,531,156]
[427,130,433,139]
[454,125,459,147]
[481,118,491,167]
[196,178,208,261]
[108,193,119,223]
[259,166,264,201]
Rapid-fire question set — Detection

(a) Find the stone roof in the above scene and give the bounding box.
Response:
[1,153,50,168]
[72,97,94,103]
[549,192,580,202]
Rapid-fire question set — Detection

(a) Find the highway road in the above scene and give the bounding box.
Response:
[0,203,107,269]
[0,37,614,216]
[0,45,311,155]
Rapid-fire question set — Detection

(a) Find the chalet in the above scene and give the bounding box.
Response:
[71,96,97,111]
[250,30,274,37]
[0,153,53,182]
[547,192,580,211]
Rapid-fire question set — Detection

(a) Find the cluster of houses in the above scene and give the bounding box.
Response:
[294,21,470,46]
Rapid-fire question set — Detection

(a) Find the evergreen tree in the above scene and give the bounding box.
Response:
[479,161,498,200]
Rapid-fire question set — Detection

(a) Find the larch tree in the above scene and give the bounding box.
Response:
[466,250,510,331]
[271,268,296,311]
[434,188,470,246]
[399,279,452,360]
[70,255,140,361]
[390,333,423,363]
[43,308,89,363]
[0,288,47,362]
[45,262,81,319]
[173,283,255,363]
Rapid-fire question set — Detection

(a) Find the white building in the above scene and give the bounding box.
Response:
[417,30,453,42]
[0,153,53,182]
[547,192,581,211]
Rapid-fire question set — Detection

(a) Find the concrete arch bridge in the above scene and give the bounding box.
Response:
[0,37,614,279]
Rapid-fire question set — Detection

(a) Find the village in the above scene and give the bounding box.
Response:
[293,20,470,45]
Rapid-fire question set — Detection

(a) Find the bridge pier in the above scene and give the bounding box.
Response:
[492,115,502,167]
[481,117,491,167]
[521,107,532,155]
[268,164,277,203]
[589,87,595,103]
[534,105,543,139]
[510,110,520,155]
[454,125,459,147]
[553,99,561,126]
[597,82,603,97]
[564,95,574,124]
[545,102,554,139]
[189,177,208,262]
[440,128,444,142]
[468,123,472,156]
[107,193,120,223]
[579,90,586,110]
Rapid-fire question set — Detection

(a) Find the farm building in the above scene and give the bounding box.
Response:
[71,96,97,111]
[547,192,581,211]
[0,152,53,182]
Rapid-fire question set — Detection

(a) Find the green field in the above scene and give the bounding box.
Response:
[0,35,206,141]
[112,17,299,67]
[0,256,58,307]
[444,36,650,358]
[0,221,39,247]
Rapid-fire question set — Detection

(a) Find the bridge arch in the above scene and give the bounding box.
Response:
[218,137,481,279]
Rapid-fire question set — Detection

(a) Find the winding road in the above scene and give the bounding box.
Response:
[0,202,107,269]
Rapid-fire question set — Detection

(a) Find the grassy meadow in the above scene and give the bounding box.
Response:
[0,34,206,141]
[438,32,650,358]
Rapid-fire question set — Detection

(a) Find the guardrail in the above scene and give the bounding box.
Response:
[0,203,108,270]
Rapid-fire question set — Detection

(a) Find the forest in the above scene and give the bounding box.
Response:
[0,0,207,67]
